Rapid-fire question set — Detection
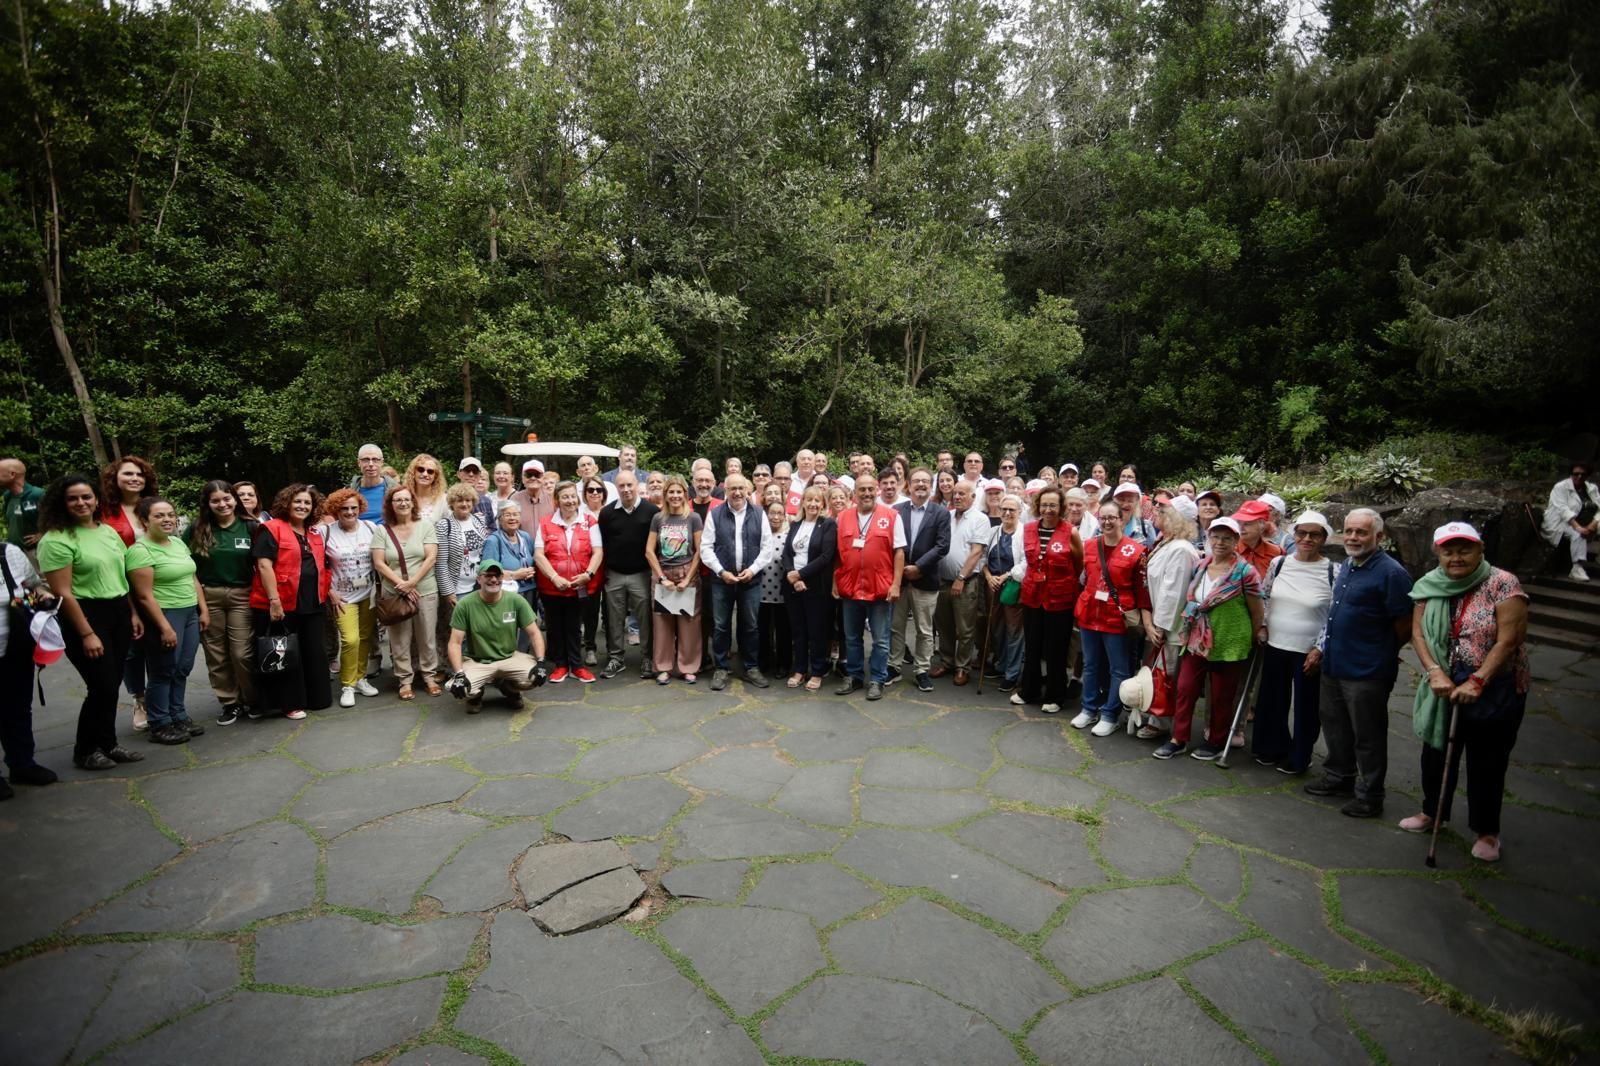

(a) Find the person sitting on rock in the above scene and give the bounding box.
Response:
[445,559,548,712]
[1541,460,1599,582]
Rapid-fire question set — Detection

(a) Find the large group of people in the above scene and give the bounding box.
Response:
[0,445,1577,862]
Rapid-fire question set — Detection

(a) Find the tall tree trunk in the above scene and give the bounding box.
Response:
[373,318,403,453]
[461,359,474,458]
[40,266,109,469]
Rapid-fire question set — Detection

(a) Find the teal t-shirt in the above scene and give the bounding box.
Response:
[451,590,535,664]
[127,535,199,609]
[38,524,129,599]
[4,483,44,546]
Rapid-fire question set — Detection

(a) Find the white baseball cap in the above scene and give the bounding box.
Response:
[458,457,483,471]
[1208,516,1242,536]
[1112,482,1141,498]
[1082,478,1102,491]
[1432,521,1482,545]
[1258,492,1287,515]
[1167,494,1198,521]
[521,459,545,475]
[1061,462,1079,474]
[983,478,1005,493]
[1293,510,1334,539]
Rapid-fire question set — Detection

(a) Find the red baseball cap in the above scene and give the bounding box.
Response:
[1231,500,1272,524]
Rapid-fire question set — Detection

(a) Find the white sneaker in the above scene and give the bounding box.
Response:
[339,685,356,708]
[1091,718,1118,737]
[1009,692,1025,706]
[1069,710,1095,729]
[354,678,379,697]
[1571,564,1591,582]
[1042,703,1061,714]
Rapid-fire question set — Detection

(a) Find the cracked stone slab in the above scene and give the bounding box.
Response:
[859,697,936,727]
[466,737,579,775]
[529,866,647,934]
[551,776,692,840]
[1483,807,1600,895]
[1338,874,1595,1023]
[423,824,545,911]
[572,732,708,780]
[674,796,841,860]
[1043,884,1242,986]
[1089,752,1231,804]
[1512,710,1600,767]
[770,763,856,825]
[516,840,631,905]
[139,757,312,843]
[78,822,318,934]
[663,861,749,902]
[645,694,745,730]
[745,862,880,926]
[1187,940,1367,1066]
[1097,800,1197,880]
[324,808,489,915]
[0,940,237,1065]
[457,915,762,1064]
[861,750,978,789]
[1240,855,1381,970]
[762,974,1019,1063]
[660,906,826,1014]
[916,710,1008,769]
[517,705,649,741]
[1339,982,1521,1065]
[761,700,879,733]
[955,811,1106,889]
[292,763,479,837]
[99,979,446,1066]
[836,827,1065,933]
[697,713,779,747]
[390,1045,487,1066]
[984,764,1103,810]
[255,913,480,988]
[1188,844,1243,903]
[996,722,1083,770]
[1169,793,1434,871]
[410,702,519,760]
[584,680,676,708]
[461,776,587,818]
[0,779,180,951]
[286,705,420,770]
[678,747,797,802]
[1471,879,1600,956]
[859,787,989,826]
[829,898,1065,1029]
[777,726,921,761]
[1028,976,1259,1065]
[625,839,661,871]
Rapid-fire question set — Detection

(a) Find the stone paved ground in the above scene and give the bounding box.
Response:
[2,642,1596,1065]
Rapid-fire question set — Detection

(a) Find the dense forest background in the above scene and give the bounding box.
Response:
[2,0,1595,497]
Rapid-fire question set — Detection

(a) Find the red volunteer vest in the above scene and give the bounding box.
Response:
[1021,522,1080,611]
[835,505,898,601]
[537,513,603,598]
[248,518,330,610]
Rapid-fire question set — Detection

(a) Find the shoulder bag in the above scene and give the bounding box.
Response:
[1099,538,1142,632]
[374,525,420,625]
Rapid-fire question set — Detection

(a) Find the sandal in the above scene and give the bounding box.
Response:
[787,673,804,689]
[1135,724,1164,740]
[425,680,442,696]
[804,676,822,692]
[398,684,414,701]
[683,673,696,685]
[656,672,670,685]
[1231,731,1245,749]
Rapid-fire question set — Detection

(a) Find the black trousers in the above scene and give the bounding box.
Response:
[1,636,39,771]
[786,586,833,677]
[544,594,585,669]
[1019,606,1074,706]
[62,597,133,760]
[1421,680,1526,836]
[252,609,332,713]
[758,601,791,674]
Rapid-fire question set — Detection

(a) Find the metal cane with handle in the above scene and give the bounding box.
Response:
[1213,651,1262,769]
[1425,698,1463,868]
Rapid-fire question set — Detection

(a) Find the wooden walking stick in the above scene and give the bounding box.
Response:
[1425,698,1463,869]
[976,579,998,696]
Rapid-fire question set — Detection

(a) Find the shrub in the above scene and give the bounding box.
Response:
[1212,454,1268,494]
[1368,452,1432,501]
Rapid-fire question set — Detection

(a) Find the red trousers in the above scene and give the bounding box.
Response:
[1172,655,1246,748]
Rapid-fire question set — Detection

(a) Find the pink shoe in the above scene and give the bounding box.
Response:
[1398,813,1434,833]
[1471,835,1501,862]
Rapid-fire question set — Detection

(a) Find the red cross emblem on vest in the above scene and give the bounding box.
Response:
[875,517,890,530]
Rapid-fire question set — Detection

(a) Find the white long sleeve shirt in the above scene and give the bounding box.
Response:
[699,501,777,576]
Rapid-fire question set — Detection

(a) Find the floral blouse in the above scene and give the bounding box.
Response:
[1448,568,1530,693]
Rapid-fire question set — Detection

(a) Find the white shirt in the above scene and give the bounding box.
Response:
[534,510,602,555]
[324,521,377,603]
[846,507,908,550]
[1544,478,1600,542]
[1078,513,1102,543]
[1265,554,1336,653]
[699,501,776,575]
[0,543,39,656]
[1144,539,1200,633]
[940,506,990,581]
[791,519,818,571]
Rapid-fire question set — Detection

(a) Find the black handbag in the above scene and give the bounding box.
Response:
[255,621,300,676]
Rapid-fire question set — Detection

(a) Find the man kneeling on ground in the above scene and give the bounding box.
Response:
[446,560,548,712]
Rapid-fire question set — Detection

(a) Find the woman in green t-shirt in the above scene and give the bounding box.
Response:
[128,497,209,746]
[186,480,258,725]
[37,474,145,771]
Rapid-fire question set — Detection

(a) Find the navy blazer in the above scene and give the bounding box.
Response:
[895,500,951,592]
[781,516,837,591]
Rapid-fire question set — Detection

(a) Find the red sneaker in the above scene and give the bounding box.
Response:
[548,666,569,684]
[574,667,597,683]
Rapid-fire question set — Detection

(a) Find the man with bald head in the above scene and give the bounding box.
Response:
[576,455,618,506]
[1,458,44,552]
[597,470,659,678]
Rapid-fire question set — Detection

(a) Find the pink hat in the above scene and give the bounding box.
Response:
[1082,478,1102,491]
[983,478,1005,493]
[1433,521,1481,545]
[1024,479,1046,495]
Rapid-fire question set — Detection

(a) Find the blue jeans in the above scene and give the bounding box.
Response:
[709,578,762,672]
[1080,627,1133,722]
[841,598,892,684]
[144,605,200,729]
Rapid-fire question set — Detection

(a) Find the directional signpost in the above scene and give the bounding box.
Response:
[428,408,532,462]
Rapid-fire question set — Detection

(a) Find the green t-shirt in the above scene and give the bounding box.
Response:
[451,590,535,664]
[186,519,256,587]
[4,483,44,546]
[37,524,130,599]
[127,535,199,609]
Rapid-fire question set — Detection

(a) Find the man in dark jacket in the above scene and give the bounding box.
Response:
[597,471,659,678]
[890,468,951,691]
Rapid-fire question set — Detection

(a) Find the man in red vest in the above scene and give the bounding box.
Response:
[833,473,906,701]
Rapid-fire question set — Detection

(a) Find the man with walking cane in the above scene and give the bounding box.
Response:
[1303,509,1414,818]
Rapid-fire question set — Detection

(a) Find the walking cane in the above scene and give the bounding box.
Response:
[1425,698,1463,869]
[976,580,998,696]
[1213,651,1262,769]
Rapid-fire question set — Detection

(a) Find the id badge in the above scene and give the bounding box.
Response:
[1095,589,1110,602]
[852,535,866,549]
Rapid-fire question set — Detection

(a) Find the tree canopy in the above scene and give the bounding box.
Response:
[2,0,1593,494]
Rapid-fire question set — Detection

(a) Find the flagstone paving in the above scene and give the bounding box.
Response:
[1,644,1596,1064]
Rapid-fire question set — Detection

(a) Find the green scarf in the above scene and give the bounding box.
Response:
[1408,559,1492,749]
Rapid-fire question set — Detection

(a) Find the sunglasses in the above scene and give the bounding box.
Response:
[584,487,605,494]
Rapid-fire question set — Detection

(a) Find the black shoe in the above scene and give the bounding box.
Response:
[865,682,884,701]
[1341,797,1383,819]
[9,764,57,786]
[603,658,625,679]
[998,678,1018,693]
[74,750,116,770]
[1304,776,1355,797]
[217,704,240,727]
[885,667,902,685]
[1189,745,1222,762]
[915,672,933,692]
[0,777,13,800]
[1252,753,1281,767]
[106,746,146,763]
[180,718,205,737]
[835,677,862,696]
[464,694,484,714]
[744,668,771,689]
[1275,763,1308,776]
[245,705,266,720]
[149,725,190,746]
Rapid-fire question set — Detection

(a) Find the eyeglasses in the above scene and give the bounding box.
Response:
[1000,507,1020,514]
[1000,464,1015,471]
[1294,529,1327,539]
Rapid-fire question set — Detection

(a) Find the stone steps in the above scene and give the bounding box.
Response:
[1524,563,1600,650]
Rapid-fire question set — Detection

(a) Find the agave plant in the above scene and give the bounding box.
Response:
[1274,483,1327,515]
[1323,452,1377,491]
[1212,454,1268,494]
[1368,453,1431,501]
